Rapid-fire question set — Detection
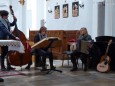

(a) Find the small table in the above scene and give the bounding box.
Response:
[0,40,24,53]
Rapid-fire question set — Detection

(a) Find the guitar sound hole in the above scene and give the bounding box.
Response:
[104,60,107,65]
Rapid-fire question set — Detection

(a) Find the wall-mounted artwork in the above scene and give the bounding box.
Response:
[54,5,60,19]
[72,2,79,17]
[63,4,68,18]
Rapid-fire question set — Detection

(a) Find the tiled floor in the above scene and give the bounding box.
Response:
[0,60,115,86]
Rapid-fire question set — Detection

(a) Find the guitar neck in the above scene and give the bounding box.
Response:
[105,46,109,56]
[104,40,112,59]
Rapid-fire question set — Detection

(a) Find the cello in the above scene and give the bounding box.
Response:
[8,5,31,67]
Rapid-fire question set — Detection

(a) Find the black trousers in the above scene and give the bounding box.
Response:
[34,49,42,66]
[0,46,10,68]
[70,50,81,68]
[27,49,54,69]
[38,49,54,68]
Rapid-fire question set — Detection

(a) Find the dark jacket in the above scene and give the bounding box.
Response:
[77,34,92,52]
[0,18,16,39]
[34,33,47,43]
[34,33,47,50]
[78,34,92,41]
[34,34,40,43]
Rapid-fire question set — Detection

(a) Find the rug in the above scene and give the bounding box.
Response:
[0,70,25,77]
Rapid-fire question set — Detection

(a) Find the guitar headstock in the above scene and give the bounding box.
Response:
[108,39,112,46]
[9,5,14,16]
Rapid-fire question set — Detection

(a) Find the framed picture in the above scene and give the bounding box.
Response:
[63,4,68,18]
[72,2,79,17]
[54,5,60,19]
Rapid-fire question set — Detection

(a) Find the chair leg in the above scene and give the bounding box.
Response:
[68,55,70,66]
[62,54,65,67]
[82,62,84,70]
[80,57,84,70]
[76,58,79,67]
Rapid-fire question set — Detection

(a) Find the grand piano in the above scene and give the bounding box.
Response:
[94,36,115,71]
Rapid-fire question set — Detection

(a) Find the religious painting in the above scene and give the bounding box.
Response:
[63,4,68,18]
[72,2,79,17]
[54,5,60,19]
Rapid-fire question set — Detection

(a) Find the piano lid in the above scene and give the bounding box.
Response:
[95,36,115,42]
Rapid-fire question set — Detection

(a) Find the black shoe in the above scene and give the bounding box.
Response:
[35,64,42,67]
[7,67,15,71]
[70,67,78,71]
[41,67,47,71]
[1,67,7,71]
[0,78,4,82]
[50,66,56,70]
[41,68,47,71]
[25,66,30,70]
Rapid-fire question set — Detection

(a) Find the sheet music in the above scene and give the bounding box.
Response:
[31,37,62,49]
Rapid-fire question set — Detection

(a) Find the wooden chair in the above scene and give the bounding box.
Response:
[62,50,80,68]
[62,42,78,67]
[62,51,73,67]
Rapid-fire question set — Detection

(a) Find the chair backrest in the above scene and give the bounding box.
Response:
[69,42,77,51]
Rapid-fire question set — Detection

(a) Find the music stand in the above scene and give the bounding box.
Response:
[31,37,62,74]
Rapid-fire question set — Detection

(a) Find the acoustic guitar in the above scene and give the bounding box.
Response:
[97,39,112,73]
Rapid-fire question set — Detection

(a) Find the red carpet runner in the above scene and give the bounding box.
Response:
[0,70,25,77]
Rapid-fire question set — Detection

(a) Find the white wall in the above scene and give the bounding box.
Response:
[46,0,93,36]
[112,1,115,36]
[25,0,46,38]
[0,0,9,11]
[105,0,115,36]
[93,0,115,37]
[36,0,46,29]
[92,0,105,39]
[26,0,45,29]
